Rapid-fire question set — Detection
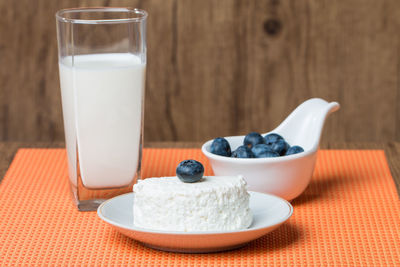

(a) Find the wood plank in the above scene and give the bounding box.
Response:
[0,0,400,143]
[382,142,400,196]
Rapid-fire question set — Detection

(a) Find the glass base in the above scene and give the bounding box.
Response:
[75,199,105,211]
[69,172,138,211]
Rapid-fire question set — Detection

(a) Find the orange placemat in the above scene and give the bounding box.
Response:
[0,149,400,266]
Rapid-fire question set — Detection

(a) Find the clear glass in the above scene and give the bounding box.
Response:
[56,8,147,211]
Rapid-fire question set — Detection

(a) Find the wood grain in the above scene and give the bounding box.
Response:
[0,0,400,143]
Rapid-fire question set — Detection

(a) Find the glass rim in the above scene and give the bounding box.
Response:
[55,7,147,24]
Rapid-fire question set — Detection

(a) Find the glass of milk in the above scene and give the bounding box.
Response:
[56,8,147,211]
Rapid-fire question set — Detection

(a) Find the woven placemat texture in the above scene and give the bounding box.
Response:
[0,149,399,266]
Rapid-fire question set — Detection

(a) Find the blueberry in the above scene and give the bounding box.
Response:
[251,144,279,158]
[264,133,283,146]
[210,137,231,157]
[243,132,265,148]
[176,160,204,183]
[271,139,290,156]
[231,145,255,158]
[285,145,304,156]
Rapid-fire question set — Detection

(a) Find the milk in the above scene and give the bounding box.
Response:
[58,53,145,189]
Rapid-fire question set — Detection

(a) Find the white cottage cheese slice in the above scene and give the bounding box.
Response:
[133,175,252,232]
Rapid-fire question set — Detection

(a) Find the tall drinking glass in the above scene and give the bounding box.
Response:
[56,8,147,211]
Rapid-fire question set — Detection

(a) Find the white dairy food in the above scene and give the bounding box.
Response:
[58,53,145,188]
[133,176,253,232]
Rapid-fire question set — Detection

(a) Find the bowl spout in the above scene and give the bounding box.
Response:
[272,98,340,151]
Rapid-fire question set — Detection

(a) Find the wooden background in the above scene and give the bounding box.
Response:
[0,0,399,144]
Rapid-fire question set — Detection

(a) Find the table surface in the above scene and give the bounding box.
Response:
[1,141,400,197]
[1,142,399,266]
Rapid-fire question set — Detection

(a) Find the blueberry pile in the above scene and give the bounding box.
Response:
[210,132,304,158]
[176,159,204,183]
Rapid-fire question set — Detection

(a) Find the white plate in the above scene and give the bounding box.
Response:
[97,191,293,253]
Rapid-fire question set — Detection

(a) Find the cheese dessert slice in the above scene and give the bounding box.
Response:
[133,175,253,232]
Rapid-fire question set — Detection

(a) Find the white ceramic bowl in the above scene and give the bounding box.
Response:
[201,98,340,200]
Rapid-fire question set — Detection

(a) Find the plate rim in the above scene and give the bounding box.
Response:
[97,191,293,236]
